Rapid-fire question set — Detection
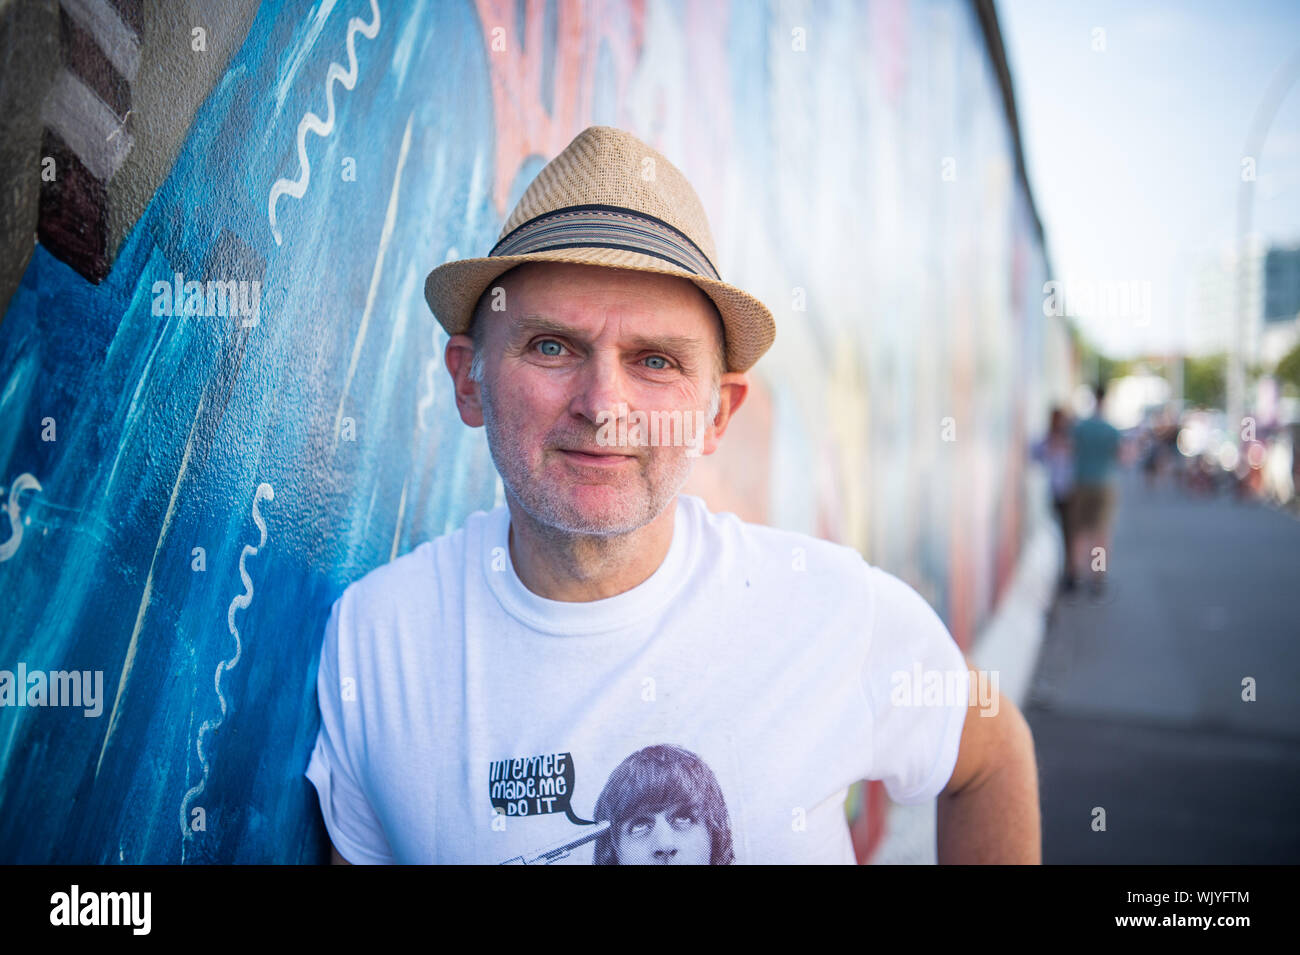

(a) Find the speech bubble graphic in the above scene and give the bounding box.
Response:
[488,751,594,824]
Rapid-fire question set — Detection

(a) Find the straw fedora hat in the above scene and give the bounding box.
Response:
[423,125,775,373]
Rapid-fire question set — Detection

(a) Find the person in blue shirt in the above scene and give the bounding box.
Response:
[1069,382,1123,593]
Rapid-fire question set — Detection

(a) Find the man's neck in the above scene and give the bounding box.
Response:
[505,495,678,602]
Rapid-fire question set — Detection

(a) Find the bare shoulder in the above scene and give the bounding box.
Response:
[941,667,1035,797]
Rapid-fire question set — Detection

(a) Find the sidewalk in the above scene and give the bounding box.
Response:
[1023,468,1300,862]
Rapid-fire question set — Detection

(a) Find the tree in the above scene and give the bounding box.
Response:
[1072,328,1130,389]
[1183,352,1227,409]
[1275,342,1300,396]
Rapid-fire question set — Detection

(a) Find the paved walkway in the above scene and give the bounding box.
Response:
[1025,467,1300,863]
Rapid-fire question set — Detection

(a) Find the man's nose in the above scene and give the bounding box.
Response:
[650,817,678,858]
[568,352,628,424]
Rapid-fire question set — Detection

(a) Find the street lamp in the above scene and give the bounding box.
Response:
[1233,46,1300,428]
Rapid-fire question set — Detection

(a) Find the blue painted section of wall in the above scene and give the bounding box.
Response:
[0,0,502,863]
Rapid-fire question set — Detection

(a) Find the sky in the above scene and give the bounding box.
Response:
[997,0,1300,358]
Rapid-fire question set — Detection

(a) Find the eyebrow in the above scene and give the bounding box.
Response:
[512,315,708,355]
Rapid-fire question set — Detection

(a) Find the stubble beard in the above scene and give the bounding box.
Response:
[478,376,693,538]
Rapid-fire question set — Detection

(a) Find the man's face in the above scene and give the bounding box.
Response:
[470,262,727,536]
[614,806,712,865]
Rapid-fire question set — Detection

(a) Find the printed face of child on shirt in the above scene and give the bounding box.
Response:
[613,803,712,865]
[593,744,733,865]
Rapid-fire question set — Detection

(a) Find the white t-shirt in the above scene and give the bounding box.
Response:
[304,493,968,864]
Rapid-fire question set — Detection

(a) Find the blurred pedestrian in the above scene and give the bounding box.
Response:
[1070,382,1123,595]
[1032,406,1075,591]
[1141,423,1161,489]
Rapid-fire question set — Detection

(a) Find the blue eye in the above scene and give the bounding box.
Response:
[644,355,669,370]
[537,340,564,356]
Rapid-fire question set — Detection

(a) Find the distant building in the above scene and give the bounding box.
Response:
[1264,246,1300,323]
[1262,245,1300,367]
[1186,236,1264,359]
[1185,238,1300,368]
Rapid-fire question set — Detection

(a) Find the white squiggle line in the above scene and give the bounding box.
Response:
[267,0,381,245]
[180,482,274,848]
[0,473,42,562]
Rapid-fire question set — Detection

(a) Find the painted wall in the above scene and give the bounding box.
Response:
[0,0,1067,863]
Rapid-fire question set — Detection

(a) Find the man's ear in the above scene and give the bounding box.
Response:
[444,333,484,427]
[699,372,749,456]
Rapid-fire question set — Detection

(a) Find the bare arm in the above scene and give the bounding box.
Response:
[935,661,1041,863]
[329,842,352,865]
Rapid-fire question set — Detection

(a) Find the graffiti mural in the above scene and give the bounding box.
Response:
[0,0,1066,863]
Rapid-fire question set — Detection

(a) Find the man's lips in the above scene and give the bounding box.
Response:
[556,447,638,466]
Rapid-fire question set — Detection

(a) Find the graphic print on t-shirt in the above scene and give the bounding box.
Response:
[493,743,735,865]
[488,751,591,824]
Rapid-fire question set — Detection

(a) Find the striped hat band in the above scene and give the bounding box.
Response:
[488,203,721,282]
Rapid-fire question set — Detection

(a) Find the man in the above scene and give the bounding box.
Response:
[1069,382,1123,594]
[305,125,1039,864]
